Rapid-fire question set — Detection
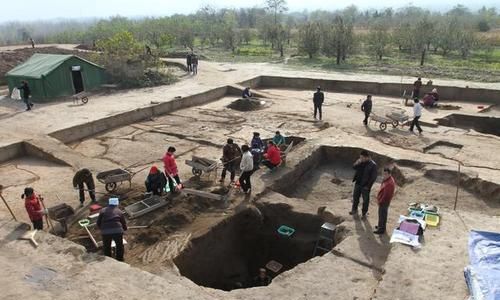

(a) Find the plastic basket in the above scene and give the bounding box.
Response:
[277,225,295,237]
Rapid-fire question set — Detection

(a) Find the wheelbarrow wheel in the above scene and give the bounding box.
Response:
[105,182,117,192]
[379,122,387,131]
[392,120,399,128]
[192,168,203,177]
[81,96,89,104]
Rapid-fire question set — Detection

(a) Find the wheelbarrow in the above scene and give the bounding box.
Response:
[185,156,219,177]
[47,203,75,236]
[72,91,89,105]
[96,168,133,192]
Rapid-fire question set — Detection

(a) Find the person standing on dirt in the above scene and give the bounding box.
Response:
[163,146,182,193]
[29,38,35,48]
[18,80,33,111]
[145,45,152,56]
[350,150,378,218]
[373,168,396,235]
[361,95,373,126]
[22,187,46,230]
[191,54,199,75]
[186,53,192,73]
[145,166,167,195]
[313,86,324,120]
[73,168,96,207]
[239,145,254,194]
[409,98,423,134]
[250,132,264,169]
[97,197,127,262]
[220,139,242,184]
[413,77,422,99]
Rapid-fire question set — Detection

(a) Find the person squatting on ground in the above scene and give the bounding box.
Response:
[145,166,167,196]
[18,80,33,111]
[410,98,423,134]
[413,77,422,99]
[239,145,254,194]
[253,268,271,287]
[242,87,252,99]
[361,95,372,126]
[186,53,192,72]
[272,131,286,149]
[22,187,46,230]
[262,141,282,171]
[250,132,264,169]
[191,54,199,75]
[73,168,96,207]
[96,197,127,261]
[350,150,378,218]
[422,88,439,107]
[220,138,242,183]
[374,168,396,235]
[163,146,182,193]
[313,86,324,120]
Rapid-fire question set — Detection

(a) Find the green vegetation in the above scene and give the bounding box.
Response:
[1,3,499,82]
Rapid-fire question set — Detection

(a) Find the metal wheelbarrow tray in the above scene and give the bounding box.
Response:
[96,168,132,192]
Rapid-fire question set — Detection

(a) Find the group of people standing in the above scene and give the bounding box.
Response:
[186,52,199,75]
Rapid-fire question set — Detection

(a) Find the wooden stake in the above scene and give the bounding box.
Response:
[0,185,17,221]
[453,163,461,211]
[39,196,54,231]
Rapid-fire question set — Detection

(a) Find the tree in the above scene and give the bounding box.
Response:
[412,17,434,66]
[323,16,354,65]
[265,0,288,49]
[367,22,391,60]
[298,22,321,58]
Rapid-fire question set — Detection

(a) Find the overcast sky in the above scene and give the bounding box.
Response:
[1,0,498,22]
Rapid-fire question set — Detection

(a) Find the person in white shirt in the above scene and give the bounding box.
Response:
[239,145,254,194]
[410,98,423,134]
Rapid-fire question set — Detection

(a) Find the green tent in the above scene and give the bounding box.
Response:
[6,53,106,101]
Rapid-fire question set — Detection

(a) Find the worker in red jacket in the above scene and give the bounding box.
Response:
[22,187,46,230]
[163,146,182,193]
[262,141,282,171]
[374,168,396,234]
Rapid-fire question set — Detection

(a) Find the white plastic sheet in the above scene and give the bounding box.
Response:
[10,88,21,100]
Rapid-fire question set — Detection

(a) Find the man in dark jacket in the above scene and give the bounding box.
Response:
[350,150,378,218]
[18,81,33,111]
[191,54,198,75]
[374,168,396,234]
[313,86,324,120]
[220,138,242,183]
[413,77,422,99]
[145,166,167,195]
[73,168,96,207]
[186,53,192,72]
[361,95,372,126]
[97,197,127,261]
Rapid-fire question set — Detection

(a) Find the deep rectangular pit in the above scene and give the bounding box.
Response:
[173,203,343,291]
[435,114,500,136]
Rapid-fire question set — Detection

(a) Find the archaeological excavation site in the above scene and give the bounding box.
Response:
[1,71,500,300]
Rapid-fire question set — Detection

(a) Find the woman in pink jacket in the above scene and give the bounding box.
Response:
[163,147,182,192]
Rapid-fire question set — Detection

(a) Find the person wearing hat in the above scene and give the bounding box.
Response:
[313,86,325,120]
[22,187,46,230]
[145,166,167,195]
[97,197,127,261]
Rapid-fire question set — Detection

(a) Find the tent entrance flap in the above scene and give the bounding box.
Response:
[71,68,84,94]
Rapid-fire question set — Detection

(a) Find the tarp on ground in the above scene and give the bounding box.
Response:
[464,230,500,300]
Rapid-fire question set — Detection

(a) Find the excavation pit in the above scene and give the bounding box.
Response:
[435,114,500,136]
[173,203,344,291]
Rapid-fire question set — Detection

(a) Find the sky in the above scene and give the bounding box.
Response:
[1,0,499,22]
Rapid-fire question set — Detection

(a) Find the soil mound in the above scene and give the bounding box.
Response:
[227,98,269,111]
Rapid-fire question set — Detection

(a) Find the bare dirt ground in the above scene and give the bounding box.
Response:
[0,47,500,299]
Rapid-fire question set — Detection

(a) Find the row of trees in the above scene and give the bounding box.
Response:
[0,3,498,66]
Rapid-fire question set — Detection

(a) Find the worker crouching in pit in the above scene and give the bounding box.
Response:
[97,197,127,262]
[262,141,282,172]
[145,166,167,196]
